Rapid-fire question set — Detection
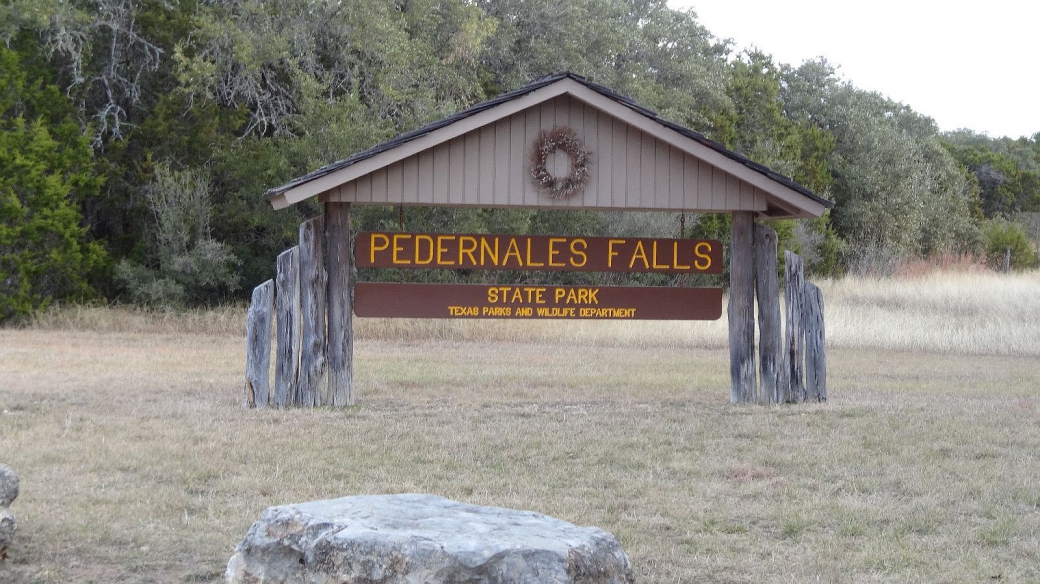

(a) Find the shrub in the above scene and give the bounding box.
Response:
[980,218,1038,271]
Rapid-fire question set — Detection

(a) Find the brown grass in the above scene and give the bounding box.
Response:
[2,301,1040,582]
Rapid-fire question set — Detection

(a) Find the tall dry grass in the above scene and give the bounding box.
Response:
[23,268,1040,355]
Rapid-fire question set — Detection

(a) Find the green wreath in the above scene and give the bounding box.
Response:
[530,126,591,199]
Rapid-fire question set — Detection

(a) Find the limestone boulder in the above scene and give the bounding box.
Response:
[0,464,17,507]
[226,493,633,584]
[0,507,14,553]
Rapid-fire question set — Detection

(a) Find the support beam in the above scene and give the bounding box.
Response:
[754,224,783,404]
[325,202,355,406]
[784,251,806,403]
[274,247,301,408]
[805,282,827,402]
[298,217,328,407]
[244,280,274,408]
[728,211,756,403]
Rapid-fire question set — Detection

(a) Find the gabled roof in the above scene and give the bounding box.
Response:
[266,72,832,217]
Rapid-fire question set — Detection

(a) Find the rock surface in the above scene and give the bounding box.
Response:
[0,464,17,507]
[226,494,633,584]
[0,507,14,552]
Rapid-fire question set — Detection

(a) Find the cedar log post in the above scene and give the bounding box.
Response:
[754,224,783,404]
[804,282,827,402]
[784,251,806,403]
[298,217,328,407]
[325,202,355,406]
[244,280,274,408]
[274,247,301,407]
[728,211,756,403]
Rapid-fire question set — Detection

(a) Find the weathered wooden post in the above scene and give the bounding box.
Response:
[754,224,784,404]
[804,282,827,402]
[298,217,327,407]
[729,212,756,403]
[244,280,274,408]
[274,247,301,407]
[325,202,355,406]
[783,251,806,403]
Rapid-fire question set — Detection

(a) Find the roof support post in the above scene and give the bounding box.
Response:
[729,211,757,403]
[325,202,355,406]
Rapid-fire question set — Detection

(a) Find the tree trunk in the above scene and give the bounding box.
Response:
[784,251,806,403]
[325,202,355,407]
[274,247,301,408]
[298,217,327,407]
[754,224,783,404]
[244,280,274,408]
[805,282,827,402]
[728,212,756,404]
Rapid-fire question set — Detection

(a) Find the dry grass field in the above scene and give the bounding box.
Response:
[1,270,1039,583]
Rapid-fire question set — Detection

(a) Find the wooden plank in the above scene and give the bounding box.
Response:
[370,167,388,202]
[524,105,542,206]
[386,161,403,204]
[612,122,628,208]
[784,251,806,403]
[325,202,355,406]
[402,156,418,203]
[274,246,301,408]
[494,119,511,206]
[477,125,494,205]
[805,281,827,402]
[355,283,723,320]
[597,112,613,207]
[448,136,465,204]
[432,143,450,204]
[298,217,327,407]
[244,280,274,408]
[728,211,756,403]
[416,150,434,202]
[754,224,783,404]
[509,113,525,206]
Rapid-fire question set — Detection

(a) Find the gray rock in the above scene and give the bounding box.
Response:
[0,507,14,552]
[0,464,16,507]
[226,494,633,584]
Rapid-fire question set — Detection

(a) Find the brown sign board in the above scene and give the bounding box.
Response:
[355,232,723,274]
[354,283,723,320]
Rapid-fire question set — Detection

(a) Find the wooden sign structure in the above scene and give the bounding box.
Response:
[252,72,833,407]
[354,230,723,321]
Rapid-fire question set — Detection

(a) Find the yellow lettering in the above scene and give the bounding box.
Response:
[589,288,599,304]
[414,234,434,265]
[369,233,390,264]
[694,242,712,271]
[487,287,498,303]
[566,289,578,304]
[577,288,589,303]
[554,288,566,303]
[548,238,566,267]
[392,234,411,265]
[525,238,544,267]
[503,238,523,267]
[533,287,546,304]
[510,287,524,303]
[629,241,650,269]
[672,241,691,270]
[458,236,478,267]
[607,239,625,267]
[651,241,668,269]
[436,235,456,266]
[480,237,499,266]
[570,239,588,267]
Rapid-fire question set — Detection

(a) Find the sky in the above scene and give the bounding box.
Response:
[667,0,1040,139]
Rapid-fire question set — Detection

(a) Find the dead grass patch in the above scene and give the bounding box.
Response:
[1,325,1039,582]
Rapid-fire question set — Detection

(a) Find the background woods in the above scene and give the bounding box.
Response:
[2,0,1038,319]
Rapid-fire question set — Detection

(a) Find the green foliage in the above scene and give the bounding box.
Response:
[0,44,105,321]
[980,218,1039,270]
[115,165,240,306]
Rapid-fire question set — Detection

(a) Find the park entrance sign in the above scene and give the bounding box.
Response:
[250,72,832,407]
[354,230,724,320]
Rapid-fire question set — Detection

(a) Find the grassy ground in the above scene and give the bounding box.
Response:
[2,270,1039,582]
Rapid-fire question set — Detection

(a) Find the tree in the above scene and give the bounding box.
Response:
[0,44,105,321]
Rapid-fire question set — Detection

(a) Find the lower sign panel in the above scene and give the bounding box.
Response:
[354,283,723,320]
